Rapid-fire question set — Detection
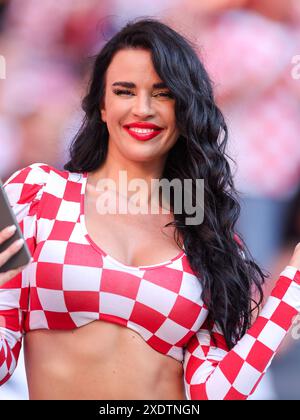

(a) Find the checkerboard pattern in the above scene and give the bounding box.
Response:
[0,164,299,400]
[183,266,300,399]
[0,164,206,385]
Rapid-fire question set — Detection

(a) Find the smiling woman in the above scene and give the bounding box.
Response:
[0,18,300,400]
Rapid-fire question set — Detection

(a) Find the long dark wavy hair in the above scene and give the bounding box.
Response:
[65,18,267,349]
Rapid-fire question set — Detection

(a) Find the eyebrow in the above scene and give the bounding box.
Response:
[112,81,168,89]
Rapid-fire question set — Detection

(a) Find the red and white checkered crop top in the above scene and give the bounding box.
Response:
[1,163,300,399]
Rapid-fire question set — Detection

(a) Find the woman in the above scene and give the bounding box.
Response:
[0,18,299,400]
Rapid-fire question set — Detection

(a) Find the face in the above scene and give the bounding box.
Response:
[100,48,179,164]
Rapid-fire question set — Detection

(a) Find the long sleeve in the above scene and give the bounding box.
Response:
[0,163,49,385]
[183,266,300,400]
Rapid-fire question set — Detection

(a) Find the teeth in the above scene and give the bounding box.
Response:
[128,128,158,134]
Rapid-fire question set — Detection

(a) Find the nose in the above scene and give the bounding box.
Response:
[131,92,155,118]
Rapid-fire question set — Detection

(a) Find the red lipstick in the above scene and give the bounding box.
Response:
[123,122,164,141]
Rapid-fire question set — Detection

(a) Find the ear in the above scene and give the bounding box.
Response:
[100,104,106,123]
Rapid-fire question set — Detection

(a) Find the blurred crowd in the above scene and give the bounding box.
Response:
[0,0,299,400]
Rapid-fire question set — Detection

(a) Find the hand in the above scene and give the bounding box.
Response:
[0,226,28,287]
[288,242,300,271]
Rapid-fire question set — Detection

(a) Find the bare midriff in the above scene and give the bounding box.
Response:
[24,320,186,400]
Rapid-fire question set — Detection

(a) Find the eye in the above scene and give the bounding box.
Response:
[113,89,134,96]
[154,92,174,99]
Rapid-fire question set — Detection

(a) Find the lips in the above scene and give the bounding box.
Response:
[123,122,164,141]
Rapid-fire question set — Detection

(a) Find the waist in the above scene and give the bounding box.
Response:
[23,320,186,400]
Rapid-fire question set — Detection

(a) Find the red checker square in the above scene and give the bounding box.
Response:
[147,335,172,354]
[44,311,77,329]
[184,354,205,383]
[18,184,40,204]
[246,340,274,372]
[36,262,63,290]
[0,309,19,331]
[10,167,31,184]
[270,301,298,330]
[48,221,75,241]
[3,271,22,289]
[272,277,292,300]
[186,333,200,353]
[29,287,43,310]
[25,237,35,253]
[130,302,166,333]
[293,270,300,285]
[34,242,44,261]
[28,199,40,216]
[190,383,207,400]
[64,243,100,267]
[20,286,30,310]
[168,295,202,329]
[142,267,183,293]
[176,330,195,347]
[181,256,196,275]
[101,270,140,300]
[225,386,247,400]
[212,331,228,351]
[63,181,82,202]
[219,351,245,384]
[39,193,62,219]
[0,373,11,387]
[100,313,128,328]
[64,291,99,313]
[6,348,12,368]
[248,316,269,339]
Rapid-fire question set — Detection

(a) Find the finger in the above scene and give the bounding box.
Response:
[0,225,17,245]
[0,265,24,288]
[0,238,24,266]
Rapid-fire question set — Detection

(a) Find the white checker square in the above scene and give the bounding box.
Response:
[167,345,183,361]
[259,296,281,319]
[191,308,209,332]
[45,170,67,198]
[37,288,68,312]
[179,272,203,303]
[25,164,47,185]
[136,280,178,316]
[155,318,189,345]
[23,262,36,287]
[69,312,98,327]
[126,321,153,341]
[0,360,10,380]
[0,289,21,311]
[282,283,300,312]
[15,202,30,222]
[70,222,88,244]
[280,266,298,280]
[36,218,55,241]
[232,362,262,395]
[63,265,101,291]
[56,200,81,222]
[29,310,49,329]
[100,292,135,319]
[257,320,286,351]
[38,240,68,264]
[101,255,145,278]
[23,214,37,239]
[233,334,257,360]
[191,360,219,386]
[0,327,21,348]
[206,365,232,399]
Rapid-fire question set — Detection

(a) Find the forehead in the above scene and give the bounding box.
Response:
[105,48,163,85]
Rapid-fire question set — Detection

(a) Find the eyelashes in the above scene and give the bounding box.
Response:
[112,89,174,99]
